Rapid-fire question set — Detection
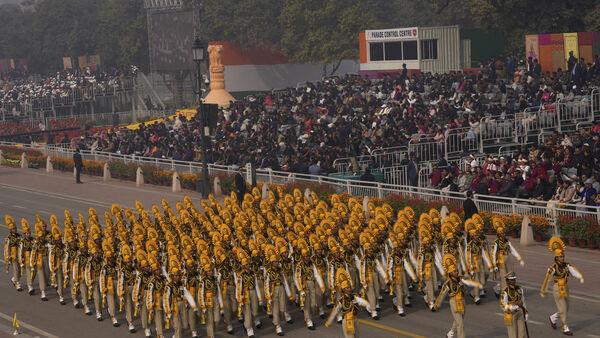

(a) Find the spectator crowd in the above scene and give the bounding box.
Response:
[71,55,600,172]
[0,66,137,116]
[430,124,600,207]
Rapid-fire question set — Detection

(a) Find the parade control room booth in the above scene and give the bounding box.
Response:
[359,25,474,77]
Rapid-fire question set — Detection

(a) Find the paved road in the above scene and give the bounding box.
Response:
[1,167,600,338]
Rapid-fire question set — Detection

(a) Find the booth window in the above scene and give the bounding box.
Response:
[402,40,418,60]
[369,42,384,61]
[384,42,403,60]
[421,39,438,60]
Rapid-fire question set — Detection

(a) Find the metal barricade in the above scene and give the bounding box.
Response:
[408,139,440,163]
[591,87,600,119]
[480,115,516,150]
[557,98,593,131]
[445,127,478,158]
[380,165,408,186]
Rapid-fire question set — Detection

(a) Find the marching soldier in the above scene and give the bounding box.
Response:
[118,243,137,333]
[197,253,217,338]
[4,215,22,291]
[100,238,119,326]
[500,272,527,338]
[146,253,166,338]
[264,243,288,336]
[388,223,417,316]
[49,216,67,305]
[417,224,437,311]
[464,218,492,304]
[294,238,323,330]
[214,243,237,335]
[491,217,524,297]
[433,253,482,338]
[325,267,371,338]
[541,237,584,336]
[31,216,50,301]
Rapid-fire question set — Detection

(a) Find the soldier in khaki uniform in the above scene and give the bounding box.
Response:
[500,272,527,338]
[434,253,482,338]
[541,237,584,336]
[3,215,22,291]
[325,268,371,338]
[491,217,524,297]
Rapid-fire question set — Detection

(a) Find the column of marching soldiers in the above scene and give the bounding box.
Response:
[3,187,585,338]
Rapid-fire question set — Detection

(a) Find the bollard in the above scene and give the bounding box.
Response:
[440,206,449,223]
[46,156,53,173]
[261,182,269,200]
[172,172,181,193]
[304,188,312,203]
[0,149,4,164]
[213,176,222,196]
[363,196,370,220]
[103,163,111,182]
[20,153,28,169]
[520,215,534,246]
[136,167,144,187]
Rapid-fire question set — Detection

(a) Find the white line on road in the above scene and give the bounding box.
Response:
[0,312,60,338]
[494,313,543,326]
[587,335,600,338]
[12,205,26,209]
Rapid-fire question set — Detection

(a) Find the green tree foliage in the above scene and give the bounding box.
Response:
[1,0,600,75]
[0,0,147,73]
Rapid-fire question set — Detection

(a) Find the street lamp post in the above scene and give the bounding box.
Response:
[192,37,210,198]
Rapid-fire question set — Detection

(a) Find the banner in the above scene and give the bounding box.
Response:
[563,32,579,67]
[525,35,539,60]
[63,57,72,70]
[78,55,88,69]
[365,27,419,42]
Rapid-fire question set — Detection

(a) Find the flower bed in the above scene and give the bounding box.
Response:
[557,216,600,249]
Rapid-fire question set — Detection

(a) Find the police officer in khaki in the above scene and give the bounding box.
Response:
[500,272,527,338]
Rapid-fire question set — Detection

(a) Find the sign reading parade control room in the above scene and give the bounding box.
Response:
[365,27,419,41]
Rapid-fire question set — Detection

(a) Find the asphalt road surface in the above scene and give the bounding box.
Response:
[1,167,599,338]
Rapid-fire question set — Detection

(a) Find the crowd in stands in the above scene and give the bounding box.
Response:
[0,66,137,114]
[430,124,600,206]
[71,55,600,173]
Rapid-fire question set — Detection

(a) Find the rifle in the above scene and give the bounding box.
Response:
[520,305,530,338]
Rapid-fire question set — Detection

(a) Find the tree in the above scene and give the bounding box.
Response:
[199,0,283,47]
[279,0,397,74]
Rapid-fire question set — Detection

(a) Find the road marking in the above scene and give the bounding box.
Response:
[494,313,543,326]
[0,312,59,338]
[587,335,600,338]
[519,283,600,304]
[358,319,426,338]
[0,183,113,208]
[12,205,26,209]
[2,168,189,198]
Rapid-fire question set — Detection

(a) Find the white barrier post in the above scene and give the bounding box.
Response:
[46,156,53,173]
[103,163,111,182]
[136,167,144,187]
[363,196,370,220]
[440,205,449,223]
[520,215,534,246]
[213,176,222,196]
[261,182,269,200]
[20,153,28,169]
[304,188,312,203]
[172,172,181,192]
